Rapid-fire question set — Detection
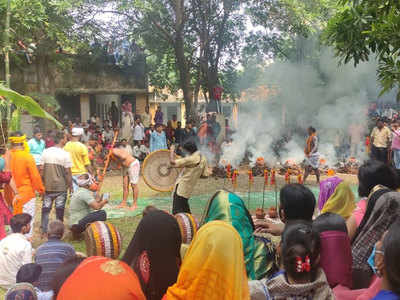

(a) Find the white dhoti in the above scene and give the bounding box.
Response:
[305,152,320,169]
[121,114,133,142]
[22,198,36,238]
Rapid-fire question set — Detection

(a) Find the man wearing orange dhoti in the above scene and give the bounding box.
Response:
[9,132,45,238]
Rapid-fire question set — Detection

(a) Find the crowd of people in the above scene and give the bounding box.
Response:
[0,142,398,299]
[2,101,400,299]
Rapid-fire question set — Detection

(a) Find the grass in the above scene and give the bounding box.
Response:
[0,172,354,297]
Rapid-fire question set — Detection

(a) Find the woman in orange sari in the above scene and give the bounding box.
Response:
[163,221,250,300]
[57,256,146,300]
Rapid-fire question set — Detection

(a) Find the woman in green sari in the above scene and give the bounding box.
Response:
[201,190,278,280]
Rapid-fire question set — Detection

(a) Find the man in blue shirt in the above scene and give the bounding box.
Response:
[28,127,45,166]
[150,124,167,152]
[35,220,75,291]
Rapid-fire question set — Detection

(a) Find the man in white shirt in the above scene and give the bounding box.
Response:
[102,126,114,145]
[0,213,33,289]
[141,105,151,129]
[39,131,73,236]
[119,139,133,156]
[132,117,145,146]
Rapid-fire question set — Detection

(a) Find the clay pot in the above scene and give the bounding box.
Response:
[255,208,266,220]
[268,207,278,218]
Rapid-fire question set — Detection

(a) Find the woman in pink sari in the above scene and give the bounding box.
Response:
[0,156,12,240]
[313,212,352,289]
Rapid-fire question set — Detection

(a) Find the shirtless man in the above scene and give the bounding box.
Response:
[112,148,140,210]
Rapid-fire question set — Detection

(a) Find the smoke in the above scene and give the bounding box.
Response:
[221,47,396,167]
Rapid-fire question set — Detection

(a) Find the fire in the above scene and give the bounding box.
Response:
[327,169,335,176]
[256,157,265,165]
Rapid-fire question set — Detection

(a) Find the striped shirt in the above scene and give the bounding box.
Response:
[35,239,75,291]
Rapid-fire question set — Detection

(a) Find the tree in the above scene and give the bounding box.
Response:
[323,0,400,96]
[103,0,247,119]
[245,0,337,63]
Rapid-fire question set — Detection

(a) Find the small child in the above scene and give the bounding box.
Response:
[14,263,53,300]
[249,222,334,300]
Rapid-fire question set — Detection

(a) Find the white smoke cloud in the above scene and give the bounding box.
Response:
[221,48,396,168]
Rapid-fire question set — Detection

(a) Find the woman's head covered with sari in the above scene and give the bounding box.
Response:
[320,180,356,220]
[352,160,400,288]
[164,221,250,300]
[122,210,182,300]
[313,213,352,288]
[201,190,276,280]
[318,177,342,211]
[57,256,145,300]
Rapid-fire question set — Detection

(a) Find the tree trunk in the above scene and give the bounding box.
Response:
[3,0,12,126]
[174,34,194,121]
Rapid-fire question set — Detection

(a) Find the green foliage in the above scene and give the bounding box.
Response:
[0,85,62,128]
[245,0,338,62]
[324,0,400,95]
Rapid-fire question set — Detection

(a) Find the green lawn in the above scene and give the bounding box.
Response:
[0,173,352,297]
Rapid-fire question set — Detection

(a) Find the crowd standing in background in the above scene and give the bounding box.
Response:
[4,103,400,299]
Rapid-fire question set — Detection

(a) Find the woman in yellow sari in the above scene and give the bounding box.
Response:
[163,221,250,300]
[319,178,356,220]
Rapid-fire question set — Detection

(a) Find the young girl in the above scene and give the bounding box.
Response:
[249,222,334,300]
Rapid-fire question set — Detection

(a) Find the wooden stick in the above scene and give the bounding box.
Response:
[262,178,266,210]
[97,129,119,192]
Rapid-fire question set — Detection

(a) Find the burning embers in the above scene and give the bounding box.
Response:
[214,156,359,179]
[334,157,360,174]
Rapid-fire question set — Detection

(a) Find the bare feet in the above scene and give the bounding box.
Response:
[115,203,128,209]
[128,203,137,211]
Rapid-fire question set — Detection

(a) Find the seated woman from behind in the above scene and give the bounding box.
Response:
[249,222,334,300]
[370,219,400,300]
[313,212,352,289]
[350,160,400,289]
[163,221,250,300]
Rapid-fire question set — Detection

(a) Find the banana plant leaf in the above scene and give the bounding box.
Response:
[0,85,62,128]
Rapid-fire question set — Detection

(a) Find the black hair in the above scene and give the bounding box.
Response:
[313,212,348,234]
[182,140,198,154]
[16,263,42,284]
[53,131,66,144]
[121,139,127,142]
[280,184,316,222]
[383,218,400,294]
[281,222,321,282]
[358,160,399,197]
[10,131,23,137]
[51,256,85,297]
[10,213,32,233]
[308,126,316,133]
[155,123,163,129]
[142,205,158,217]
[33,127,41,135]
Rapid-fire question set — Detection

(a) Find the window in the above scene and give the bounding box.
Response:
[166,105,178,121]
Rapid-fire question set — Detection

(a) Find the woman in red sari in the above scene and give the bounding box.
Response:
[0,156,12,240]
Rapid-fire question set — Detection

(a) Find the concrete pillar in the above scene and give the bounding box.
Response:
[80,94,90,123]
